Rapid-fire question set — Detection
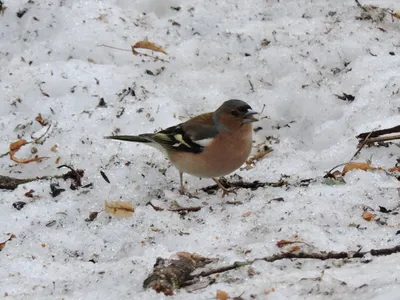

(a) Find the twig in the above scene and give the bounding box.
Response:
[147,201,202,213]
[168,206,202,212]
[143,252,215,295]
[201,178,289,194]
[57,164,82,186]
[188,244,400,280]
[146,202,164,211]
[98,44,170,63]
[357,125,400,139]
[355,0,367,12]
[32,124,52,142]
[144,245,400,295]
[326,125,398,177]
[363,135,400,144]
[351,130,374,160]
[0,151,9,158]
[0,124,52,159]
[98,44,131,52]
[0,170,84,190]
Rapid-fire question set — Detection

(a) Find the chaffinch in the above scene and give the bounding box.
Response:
[105,99,258,196]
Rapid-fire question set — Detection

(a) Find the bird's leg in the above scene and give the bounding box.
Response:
[179,172,186,195]
[212,178,237,197]
[178,172,198,198]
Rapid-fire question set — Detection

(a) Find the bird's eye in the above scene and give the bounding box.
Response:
[230,110,240,117]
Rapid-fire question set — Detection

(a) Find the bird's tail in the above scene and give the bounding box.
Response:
[104,134,153,143]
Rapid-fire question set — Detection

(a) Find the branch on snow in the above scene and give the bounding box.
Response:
[144,245,400,295]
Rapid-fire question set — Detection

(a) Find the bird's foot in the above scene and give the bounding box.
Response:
[212,177,238,197]
[219,186,238,197]
[179,186,198,199]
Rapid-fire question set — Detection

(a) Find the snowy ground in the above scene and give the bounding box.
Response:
[1,0,400,299]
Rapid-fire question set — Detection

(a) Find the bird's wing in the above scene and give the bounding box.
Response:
[149,113,219,153]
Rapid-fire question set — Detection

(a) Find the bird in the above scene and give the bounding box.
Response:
[104,99,258,197]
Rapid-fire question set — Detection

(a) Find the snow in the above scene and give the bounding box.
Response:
[0,0,399,299]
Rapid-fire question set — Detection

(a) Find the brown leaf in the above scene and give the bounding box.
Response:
[388,166,400,172]
[86,211,99,222]
[242,211,252,217]
[216,290,229,300]
[35,113,49,126]
[362,211,376,222]
[285,245,302,253]
[264,288,276,294]
[105,200,134,217]
[131,41,168,57]
[247,149,271,164]
[55,156,61,164]
[276,240,297,248]
[393,11,400,19]
[9,139,48,164]
[50,144,58,152]
[24,189,35,198]
[0,234,16,251]
[95,14,108,22]
[243,147,273,170]
[10,139,28,153]
[342,162,379,175]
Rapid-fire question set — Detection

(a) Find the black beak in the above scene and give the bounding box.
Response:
[243,110,258,123]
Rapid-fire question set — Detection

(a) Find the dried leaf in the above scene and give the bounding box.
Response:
[55,156,61,164]
[12,201,26,210]
[105,200,134,217]
[264,288,276,295]
[362,211,376,222]
[0,234,16,251]
[242,211,252,217]
[85,211,99,222]
[131,41,168,57]
[50,144,58,152]
[388,166,400,172]
[216,290,229,300]
[35,113,49,126]
[393,11,400,19]
[50,183,65,197]
[87,58,95,63]
[246,149,271,164]
[24,189,35,198]
[261,39,271,46]
[9,139,48,164]
[285,245,301,253]
[243,146,273,170]
[342,162,379,175]
[10,139,28,152]
[95,13,108,22]
[276,240,297,248]
[0,242,6,251]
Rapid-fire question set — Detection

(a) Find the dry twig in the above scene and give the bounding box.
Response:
[144,245,400,295]
[0,169,84,190]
